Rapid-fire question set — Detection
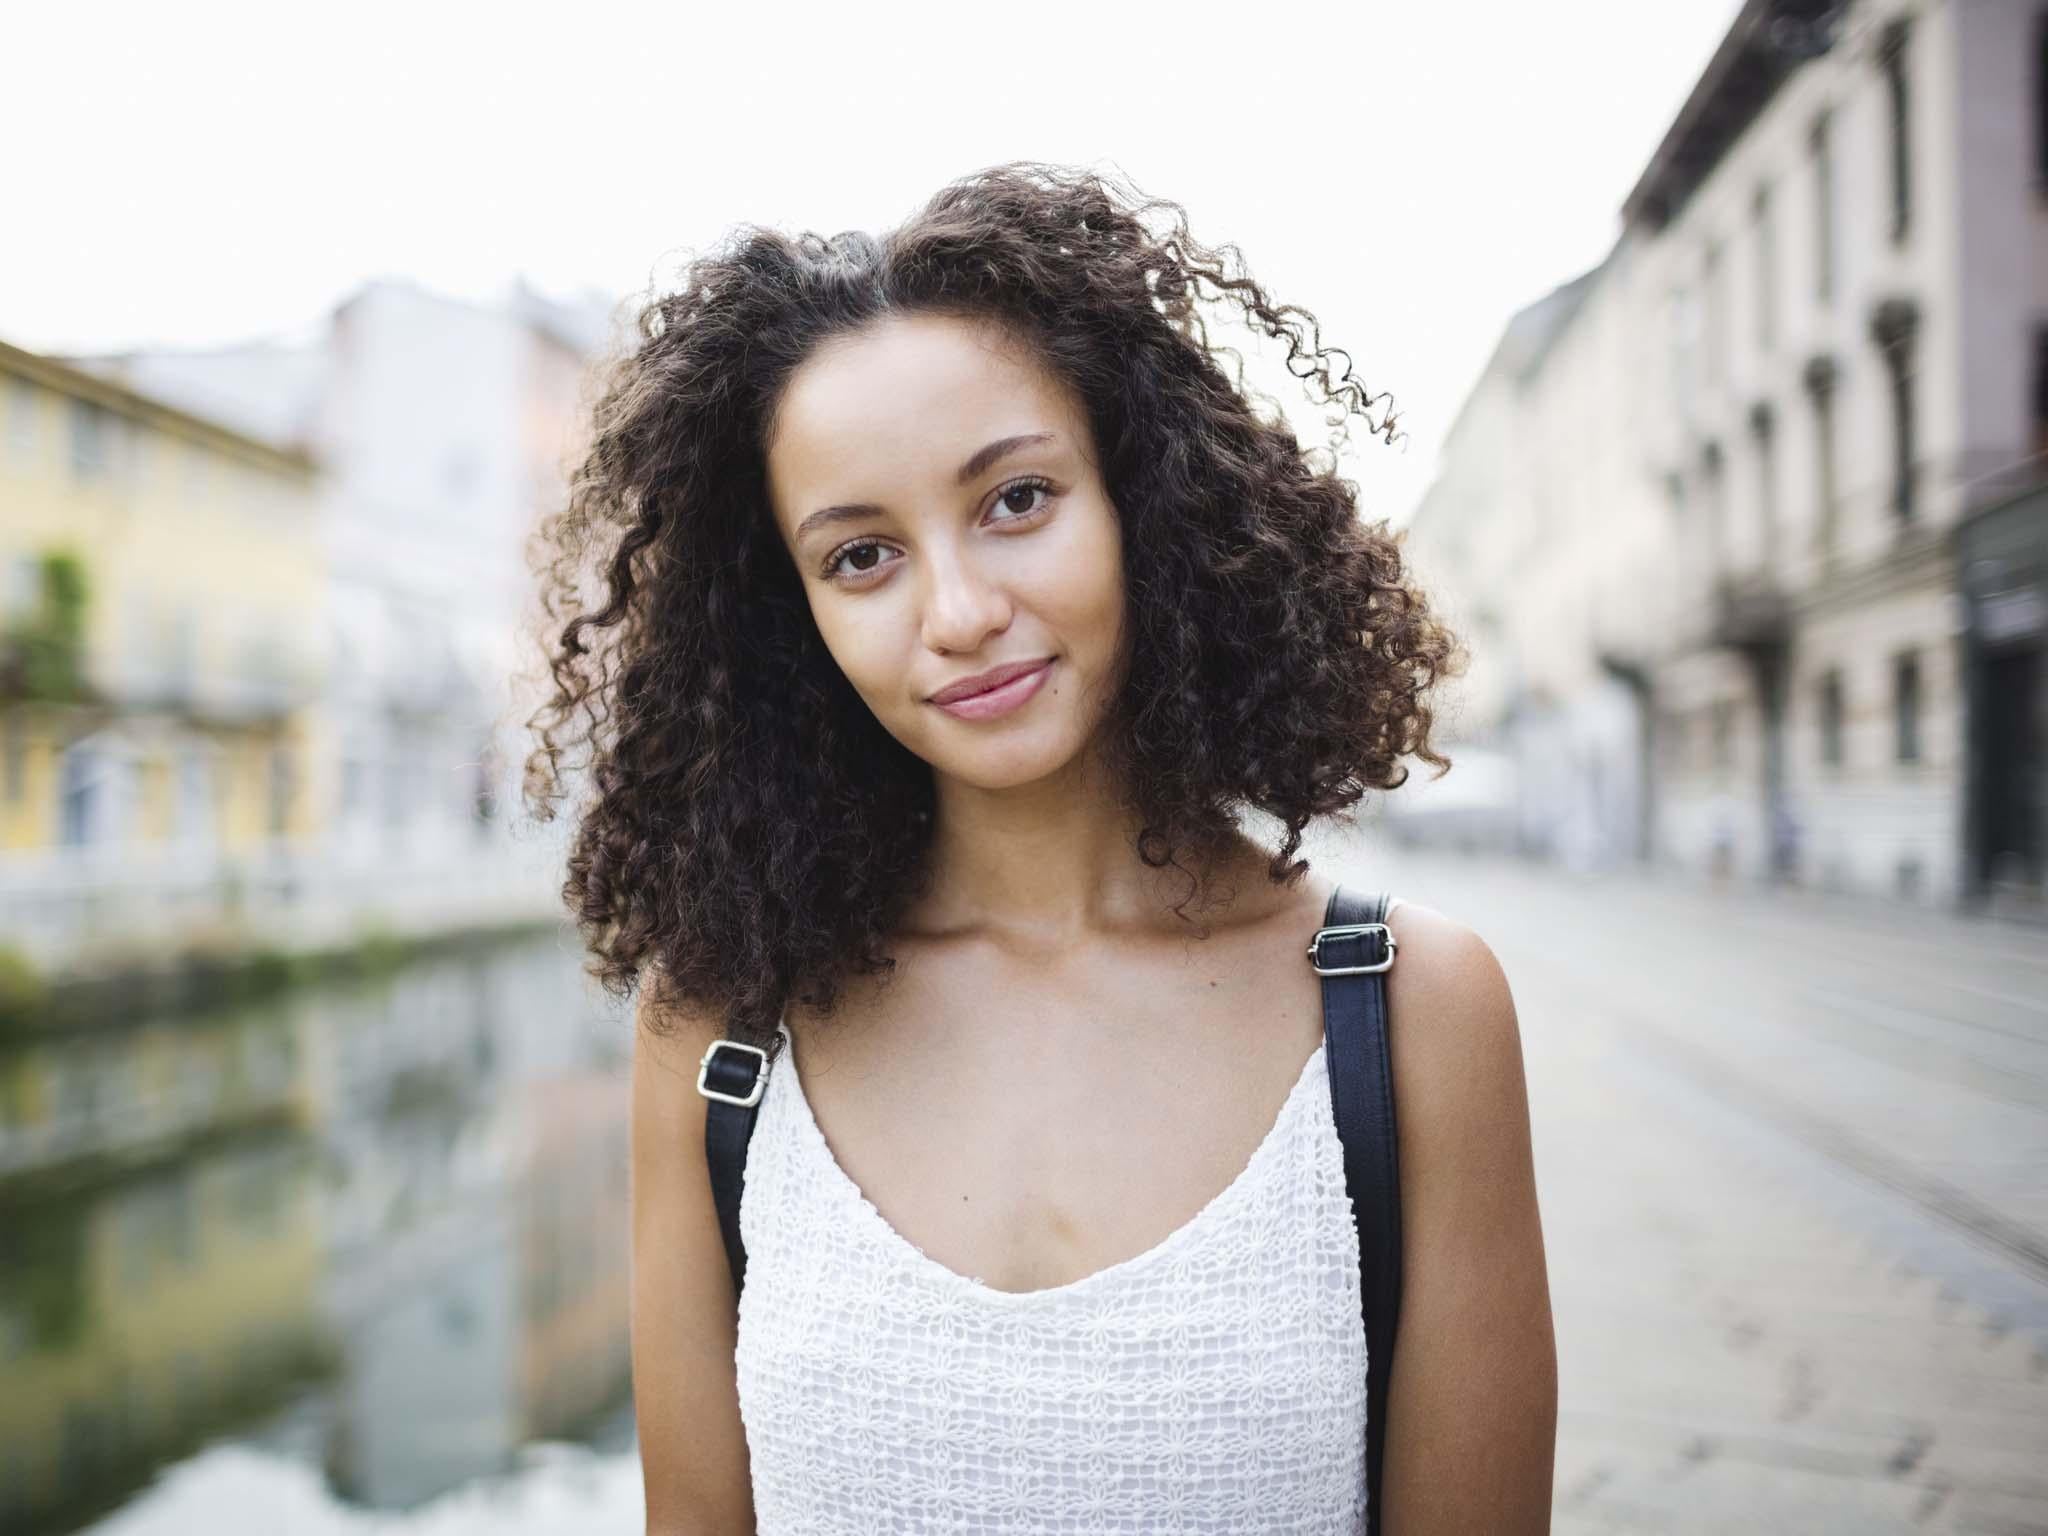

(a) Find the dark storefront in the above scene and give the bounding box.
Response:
[1958,483,2048,908]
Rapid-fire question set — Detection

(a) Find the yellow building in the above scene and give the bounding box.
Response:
[0,339,328,964]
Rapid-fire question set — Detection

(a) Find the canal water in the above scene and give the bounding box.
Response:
[0,928,647,1534]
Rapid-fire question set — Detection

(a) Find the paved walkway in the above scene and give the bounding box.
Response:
[1307,828,2048,1534]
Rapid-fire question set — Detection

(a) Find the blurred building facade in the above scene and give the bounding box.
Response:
[1405,0,2048,911]
[0,280,609,974]
[89,279,606,902]
[0,343,329,961]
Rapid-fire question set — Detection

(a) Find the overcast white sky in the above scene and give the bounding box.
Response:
[3,0,1740,521]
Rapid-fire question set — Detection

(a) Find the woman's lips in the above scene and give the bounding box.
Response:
[929,658,1054,721]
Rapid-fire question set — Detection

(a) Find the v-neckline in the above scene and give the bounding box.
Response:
[771,1016,1328,1307]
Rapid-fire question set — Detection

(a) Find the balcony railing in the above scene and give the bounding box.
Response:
[102,661,323,722]
[1709,570,1792,652]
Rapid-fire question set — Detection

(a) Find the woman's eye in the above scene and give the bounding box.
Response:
[824,540,893,582]
[992,479,1053,520]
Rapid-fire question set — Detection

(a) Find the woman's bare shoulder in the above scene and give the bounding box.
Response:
[1381,897,1519,1060]
[1377,896,1533,1189]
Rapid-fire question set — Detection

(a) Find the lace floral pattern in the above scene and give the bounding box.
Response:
[733,1021,1369,1534]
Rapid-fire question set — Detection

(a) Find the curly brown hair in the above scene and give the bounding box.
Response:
[522,161,1463,1051]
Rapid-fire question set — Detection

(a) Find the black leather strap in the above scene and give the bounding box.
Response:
[702,1040,768,1298]
[1316,884,1402,1536]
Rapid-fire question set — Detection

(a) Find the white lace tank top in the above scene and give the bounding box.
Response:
[732,1016,1370,1534]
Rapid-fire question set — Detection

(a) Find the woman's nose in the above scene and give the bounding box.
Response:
[919,544,1013,655]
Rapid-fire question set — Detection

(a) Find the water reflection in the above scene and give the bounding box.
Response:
[0,929,633,1534]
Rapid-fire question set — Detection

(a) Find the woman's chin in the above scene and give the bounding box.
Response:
[925,735,1092,795]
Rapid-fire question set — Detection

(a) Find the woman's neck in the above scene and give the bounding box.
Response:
[912,749,1269,948]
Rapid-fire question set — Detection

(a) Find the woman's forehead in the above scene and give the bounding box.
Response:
[767,315,1082,503]
[780,316,1062,435]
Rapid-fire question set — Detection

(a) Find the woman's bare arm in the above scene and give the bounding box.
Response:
[1377,903,1559,1533]
[630,988,757,1535]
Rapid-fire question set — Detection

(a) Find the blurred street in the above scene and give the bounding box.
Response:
[1312,828,2048,1535]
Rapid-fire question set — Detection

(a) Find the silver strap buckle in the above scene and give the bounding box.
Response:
[1307,922,1396,976]
[696,1039,770,1107]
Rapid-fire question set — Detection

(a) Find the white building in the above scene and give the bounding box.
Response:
[1405,0,2048,912]
[88,279,612,940]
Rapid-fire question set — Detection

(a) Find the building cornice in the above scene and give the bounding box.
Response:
[0,338,318,479]
[1622,0,1846,233]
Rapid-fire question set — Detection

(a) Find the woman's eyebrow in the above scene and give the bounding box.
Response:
[793,432,1059,545]
[955,431,1055,485]
[793,501,882,545]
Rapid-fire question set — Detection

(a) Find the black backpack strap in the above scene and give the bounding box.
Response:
[1311,883,1403,1536]
[698,1036,771,1300]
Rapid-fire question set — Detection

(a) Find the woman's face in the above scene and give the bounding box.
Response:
[765,312,1126,793]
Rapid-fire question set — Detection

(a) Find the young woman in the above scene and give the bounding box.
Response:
[526,162,1556,1534]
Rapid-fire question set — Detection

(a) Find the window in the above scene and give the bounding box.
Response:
[165,608,196,696]
[1664,471,1687,524]
[1749,402,1778,565]
[1701,441,1727,572]
[1893,651,1922,763]
[5,380,34,463]
[59,743,100,847]
[266,747,294,837]
[1670,284,1700,422]
[1880,20,1913,243]
[2034,327,2048,460]
[1665,471,1695,581]
[382,753,407,832]
[1703,241,1726,384]
[69,400,111,481]
[1752,184,1776,353]
[2,713,23,803]
[341,756,365,820]
[1873,300,1920,523]
[2,553,38,618]
[2037,12,2048,187]
[175,750,213,847]
[1889,361,1916,522]
[123,594,157,691]
[1804,356,1840,559]
[1810,112,1835,303]
[1818,669,1845,767]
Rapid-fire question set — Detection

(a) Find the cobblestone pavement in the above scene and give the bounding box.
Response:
[1306,828,2048,1534]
